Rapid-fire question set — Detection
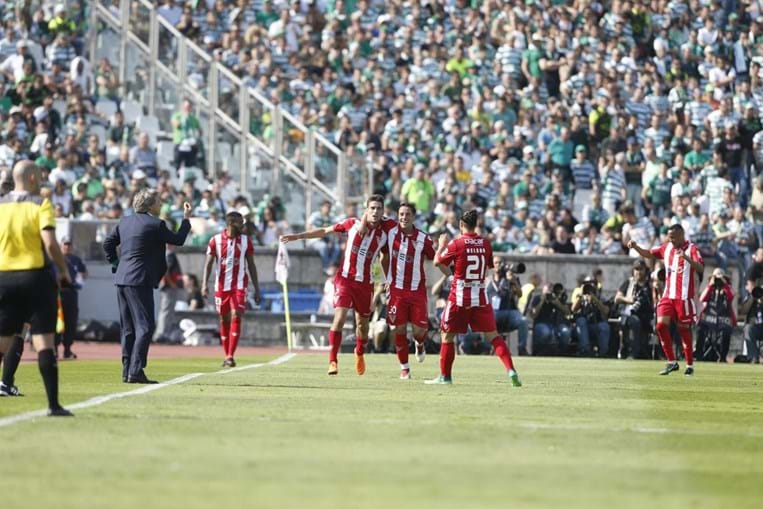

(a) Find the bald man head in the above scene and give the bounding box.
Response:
[12,160,41,194]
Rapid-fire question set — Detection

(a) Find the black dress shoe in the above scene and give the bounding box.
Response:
[48,406,74,417]
[127,374,159,384]
[122,377,128,383]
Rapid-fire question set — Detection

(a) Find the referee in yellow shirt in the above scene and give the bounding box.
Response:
[0,160,73,416]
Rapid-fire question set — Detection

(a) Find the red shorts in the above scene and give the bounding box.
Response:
[440,301,497,334]
[386,289,429,329]
[333,276,373,317]
[656,297,697,325]
[215,290,247,316]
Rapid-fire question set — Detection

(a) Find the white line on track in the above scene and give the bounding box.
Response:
[0,352,296,428]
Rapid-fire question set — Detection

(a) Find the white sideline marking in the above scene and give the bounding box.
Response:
[517,422,763,438]
[0,353,296,428]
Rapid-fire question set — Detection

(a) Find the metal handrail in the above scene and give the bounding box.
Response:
[90,0,366,227]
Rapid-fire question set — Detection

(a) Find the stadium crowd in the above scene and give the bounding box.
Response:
[149,0,763,282]
[2,0,763,369]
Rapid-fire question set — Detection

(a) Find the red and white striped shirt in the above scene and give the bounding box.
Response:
[333,218,393,285]
[207,231,254,293]
[650,241,703,300]
[385,224,435,292]
[437,232,494,308]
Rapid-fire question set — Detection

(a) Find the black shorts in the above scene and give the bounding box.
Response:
[0,269,57,336]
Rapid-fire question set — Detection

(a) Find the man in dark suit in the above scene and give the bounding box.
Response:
[103,189,192,383]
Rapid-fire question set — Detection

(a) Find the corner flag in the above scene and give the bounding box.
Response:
[276,243,292,352]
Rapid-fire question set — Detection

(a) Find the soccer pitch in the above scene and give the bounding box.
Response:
[0,354,761,509]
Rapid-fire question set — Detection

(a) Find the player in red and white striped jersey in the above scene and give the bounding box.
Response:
[378,202,436,380]
[281,195,392,376]
[628,223,705,376]
[201,211,261,367]
[426,210,522,386]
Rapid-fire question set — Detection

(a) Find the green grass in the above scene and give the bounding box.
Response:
[1,354,762,509]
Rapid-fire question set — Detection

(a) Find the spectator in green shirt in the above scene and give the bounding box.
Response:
[35,142,57,171]
[401,164,435,214]
[645,162,673,219]
[548,127,574,170]
[445,47,473,78]
[256,0,280,28]
[684,137,710,172]
[171,98,202,170]
[521,34,544,81]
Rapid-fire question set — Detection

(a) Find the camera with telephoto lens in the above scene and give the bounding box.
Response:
[581,282,597,295]
[507,262,525,275]
[752,287,763,300]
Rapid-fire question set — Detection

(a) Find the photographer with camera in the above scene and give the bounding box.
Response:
[740,286,763,364]
[614,261,654,359]
[570,275,611,357]
[529,283,572,356]
[487,258,529,356]
[696,268,736,362]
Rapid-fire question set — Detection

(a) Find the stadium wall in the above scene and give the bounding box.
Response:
[81,248,739,324]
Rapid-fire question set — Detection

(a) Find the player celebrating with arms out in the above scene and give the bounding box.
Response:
[281,195,394,376]
[201,211,261,367]
[628,223,704,376]
[380,202,437,379]
[426,209,521,386]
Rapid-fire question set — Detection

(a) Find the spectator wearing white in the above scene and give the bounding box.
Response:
[307,200,340,270]
[0,22,17,61]
[46,33,76,71]
[0,40,31,83]
[706,97,740,138]
[69,56,93,96]
[570,144,596,193]
[158,0,183,27]
[600,150,627,216]
[51,179,72,217]
[268,9,300,53]
[129,132,159,179]
[622,206,656,258]
[0,134,20,168]
[48,154,76,186]
[705,165,734,217]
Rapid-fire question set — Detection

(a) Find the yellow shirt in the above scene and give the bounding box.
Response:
[0,193,55,271]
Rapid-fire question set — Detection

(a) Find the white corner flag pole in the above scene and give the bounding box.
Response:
[276,243,292,353]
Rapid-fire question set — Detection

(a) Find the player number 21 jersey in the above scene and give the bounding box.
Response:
[437,232,493,307]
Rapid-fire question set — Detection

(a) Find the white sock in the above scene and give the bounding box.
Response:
[401,363,410,370]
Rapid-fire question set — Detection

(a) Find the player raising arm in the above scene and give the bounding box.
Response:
[379,202,436,380]
[281,195,394,376]
[628,223,704,376]
[201,211,261,367]
[425,209,521,386]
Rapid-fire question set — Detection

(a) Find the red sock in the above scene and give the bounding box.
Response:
[679,327,693,366]
[413,331,427,347]
[656,321,676,362]
[228,315,241,358]
[356,337,367,355]
[491,336,515,371]
[328,330,342,363]
[440,342,455,377]
[220,320,230,357]
[395,333,409,366]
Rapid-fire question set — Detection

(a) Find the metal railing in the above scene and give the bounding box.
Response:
[90,0,372,228]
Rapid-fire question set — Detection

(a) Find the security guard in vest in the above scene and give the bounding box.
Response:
[0,160,73,416]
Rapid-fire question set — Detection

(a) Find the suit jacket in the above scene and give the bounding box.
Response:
[103,213,191,288]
